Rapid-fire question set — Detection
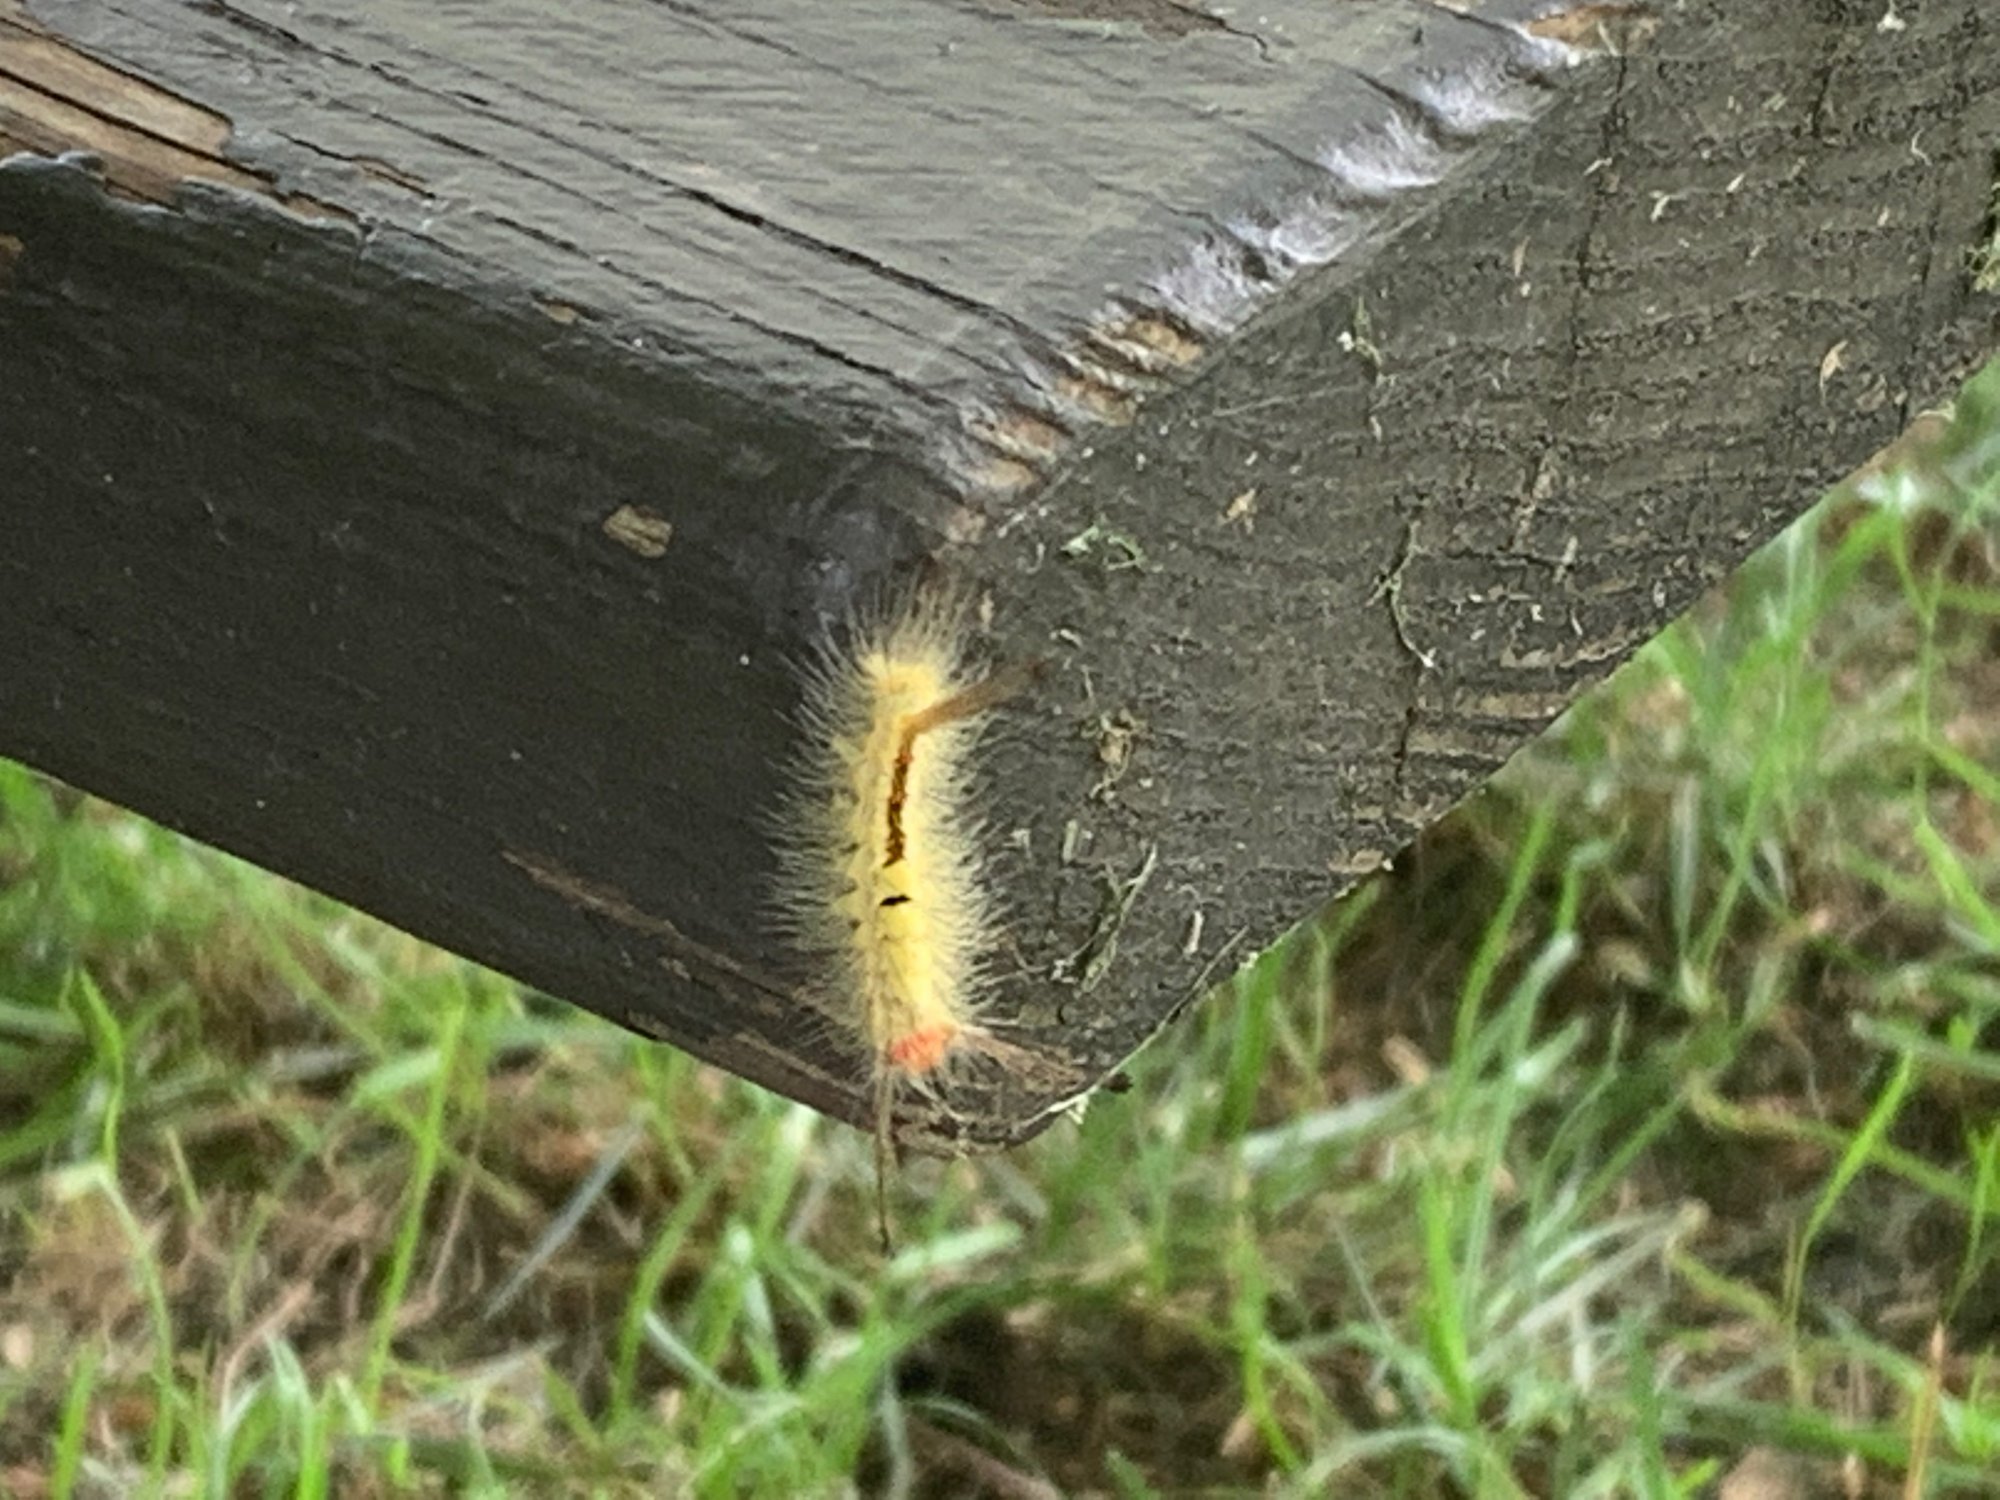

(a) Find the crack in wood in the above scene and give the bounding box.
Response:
[1370,516,1434,797]
[980,0,1249,45]
[501,847,797,1002]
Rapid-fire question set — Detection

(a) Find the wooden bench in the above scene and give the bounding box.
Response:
[3,0,1995,1149]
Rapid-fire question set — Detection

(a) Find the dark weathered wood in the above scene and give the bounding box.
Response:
[2,0,1995,1148]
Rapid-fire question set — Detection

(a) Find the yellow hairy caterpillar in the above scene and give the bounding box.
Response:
[776,590,1037,1239]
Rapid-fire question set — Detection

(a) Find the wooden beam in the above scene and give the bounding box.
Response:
[2,0,1995,1149]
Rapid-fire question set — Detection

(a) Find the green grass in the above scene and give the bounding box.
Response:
[2,361,1999,1496]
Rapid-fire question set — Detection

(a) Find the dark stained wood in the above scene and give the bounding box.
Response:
[2,0,1996,1149]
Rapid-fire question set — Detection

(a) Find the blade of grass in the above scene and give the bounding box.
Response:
[361,996,465,1407]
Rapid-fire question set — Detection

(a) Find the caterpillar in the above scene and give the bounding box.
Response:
[775,589,1036,1243]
